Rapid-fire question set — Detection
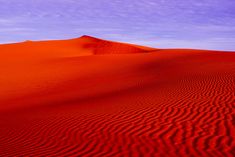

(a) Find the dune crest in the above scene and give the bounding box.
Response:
[0,37,235,156]
[77,35,156,54]
[0,35,156,60]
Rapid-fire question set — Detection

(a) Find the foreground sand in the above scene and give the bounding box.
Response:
[0,36,234,156]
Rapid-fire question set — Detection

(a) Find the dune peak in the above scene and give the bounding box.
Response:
[79,35,101,40]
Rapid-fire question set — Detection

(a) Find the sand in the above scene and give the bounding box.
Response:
[0,36,234,156]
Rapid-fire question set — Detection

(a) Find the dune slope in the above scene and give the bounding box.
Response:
[0,36,234,156]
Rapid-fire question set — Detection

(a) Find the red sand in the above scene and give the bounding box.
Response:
[0,36,234,156]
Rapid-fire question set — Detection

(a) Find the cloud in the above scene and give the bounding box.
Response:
[126,38,235,51]
[0,27,36,32]
[0,0,234,50]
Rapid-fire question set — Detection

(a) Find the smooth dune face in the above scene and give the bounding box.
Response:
[0,36,235,156]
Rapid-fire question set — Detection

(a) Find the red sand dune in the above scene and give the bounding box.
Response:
[0,36,235,156]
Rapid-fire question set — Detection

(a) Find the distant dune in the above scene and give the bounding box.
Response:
[0,36,234,156]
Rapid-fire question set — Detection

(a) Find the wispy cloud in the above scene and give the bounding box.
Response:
[0,0,234,50]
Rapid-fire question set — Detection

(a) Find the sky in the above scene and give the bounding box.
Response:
[0,0,235,51]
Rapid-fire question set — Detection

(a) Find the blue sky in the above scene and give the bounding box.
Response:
[0,0,235,51]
